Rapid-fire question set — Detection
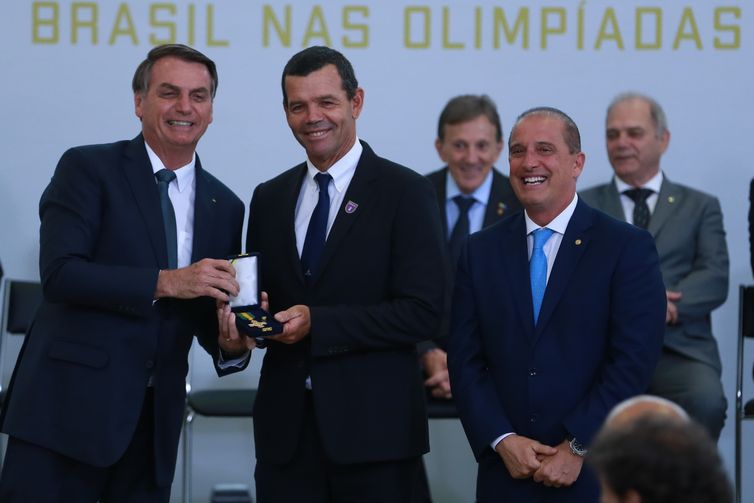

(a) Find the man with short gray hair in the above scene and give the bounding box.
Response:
[580,92,729,441]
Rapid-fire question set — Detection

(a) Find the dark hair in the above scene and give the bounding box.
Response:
[588,417,733,503]
[281,46,358,106]
[512,106,581,154]
[437,95,503,142]
[132,44,218,98]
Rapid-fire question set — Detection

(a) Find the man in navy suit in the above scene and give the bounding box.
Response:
[415,94,521,503]
[236,46,446,503]
[448,107,666,502]
[421,94,521,401]
[0,45,249,502]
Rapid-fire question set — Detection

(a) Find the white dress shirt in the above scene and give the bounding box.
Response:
[293,138,363,388]
[444,168,494,236]
[145,143,196,268]
[614,171,663,225]
[294,139,362,256]
[491,194,579,449]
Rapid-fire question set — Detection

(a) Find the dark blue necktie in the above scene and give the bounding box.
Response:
[155,169,178,269]
[448,196,475,268]
[301,172,332,282]
[530,227,554,324]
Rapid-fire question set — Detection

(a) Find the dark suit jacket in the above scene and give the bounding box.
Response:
[447,200,666,502]
[0,135,245,486]
[580,177,729,372]
[423,167,521,352]
[246,141,446,465]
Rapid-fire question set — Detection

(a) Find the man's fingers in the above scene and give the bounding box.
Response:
[531,442,558,456]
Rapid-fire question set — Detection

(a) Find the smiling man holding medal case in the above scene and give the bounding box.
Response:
[220,46,446,502]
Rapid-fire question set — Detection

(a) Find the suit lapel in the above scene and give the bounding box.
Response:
[286,165,308,285]
[483,170,510,226]
[499,214,536,341]
[600,180,627,221]
[191,158,216,263]
[121,135,165,267]
[309,142,379,285]
[433,169,449,240]
[648,178,677,238]
[534,200,593,339]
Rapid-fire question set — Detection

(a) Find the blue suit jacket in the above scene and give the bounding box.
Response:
[448,199,666,502]
[0,135,245,486]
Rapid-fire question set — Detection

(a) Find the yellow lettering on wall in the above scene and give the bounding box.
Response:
[673,7,702,49]
[474,6,482,49]
[149,3,176,45]
[343,6,368,48]
[71,3,97,44]
[404,7,430,49]
[303,6,332,47]
[636,8,661,50]
[442,7,463,49]
[594,8,624,49]
[540,8,565,49]
[109,3,138,45]
[714,7,740,49]
[32,2,59,44]
[493,7,529,49]
[263,4,291,47]
[206,5,228,46]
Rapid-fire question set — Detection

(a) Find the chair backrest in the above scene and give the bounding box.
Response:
[1,279,43,400]
[4,280,43,334]
[742,285,754,340]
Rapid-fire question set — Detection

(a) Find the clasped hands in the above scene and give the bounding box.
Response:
[495,435,583,488]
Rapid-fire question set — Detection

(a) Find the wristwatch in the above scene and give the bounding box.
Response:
[568,436,587,457]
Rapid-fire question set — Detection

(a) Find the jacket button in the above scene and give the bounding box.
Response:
[145,360,154,369]
[529,368,537,376]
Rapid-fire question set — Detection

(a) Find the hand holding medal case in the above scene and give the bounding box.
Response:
[228,253,282,348]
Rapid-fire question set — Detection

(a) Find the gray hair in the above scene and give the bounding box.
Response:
[607,92,668,138]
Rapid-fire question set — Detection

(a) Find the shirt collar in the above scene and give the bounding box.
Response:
[446,168,494,206]
[524,194,579,236]
[614,170,663,194]
[305,137,363,193]
[144,142,196,193]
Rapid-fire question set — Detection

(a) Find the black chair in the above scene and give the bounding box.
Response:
[182,387,257,503]
[0,279,43,407]
[735,285,754,503]
[426,396,458,420]
[0,279,43,464]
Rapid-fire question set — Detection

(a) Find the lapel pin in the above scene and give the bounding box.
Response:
[345,200,359,214]
[497,202,506,216]
[575,239,582,245]
[668,196,675,204]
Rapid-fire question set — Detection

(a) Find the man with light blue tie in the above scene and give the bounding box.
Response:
[448,107,666,502]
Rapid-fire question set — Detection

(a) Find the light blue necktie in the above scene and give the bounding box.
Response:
[530,227,554,324]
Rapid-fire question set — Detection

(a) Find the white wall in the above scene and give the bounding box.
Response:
[1,1,752,501]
